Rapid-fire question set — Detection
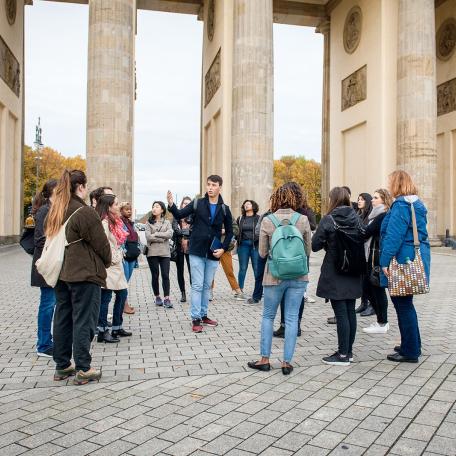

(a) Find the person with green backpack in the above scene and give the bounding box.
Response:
[247,183,311,375]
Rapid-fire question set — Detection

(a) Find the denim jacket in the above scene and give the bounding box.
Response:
[379,196,431,288]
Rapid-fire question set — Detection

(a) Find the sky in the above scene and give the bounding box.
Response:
[24,1,323,214]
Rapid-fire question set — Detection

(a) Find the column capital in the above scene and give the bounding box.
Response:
[316,19,330,35]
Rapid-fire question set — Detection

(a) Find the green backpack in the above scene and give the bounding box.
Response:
[267,212,308,280]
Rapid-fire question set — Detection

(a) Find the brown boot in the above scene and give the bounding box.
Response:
[123,301,135,314]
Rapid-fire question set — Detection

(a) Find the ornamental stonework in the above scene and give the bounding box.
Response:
[343,6,362,54]
[437,78,456,116]
[0,35,20,97]
[5,0,17,25]
[342,65,366,111]
[204,48,221,107]
[207,0,215,42]
[436,18,456,61]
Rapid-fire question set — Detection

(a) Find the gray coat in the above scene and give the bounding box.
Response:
[312,206,363,301]
[145,218,173,258]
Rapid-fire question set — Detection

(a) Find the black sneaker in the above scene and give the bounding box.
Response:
[155,297,163,306]
[37,347,53,358]
[348,352,354,362]
[322,352,350,366]
[246,298,260,304]
[273,325,285,338]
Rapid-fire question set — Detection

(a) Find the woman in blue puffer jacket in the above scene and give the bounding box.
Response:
[380,170,430,363]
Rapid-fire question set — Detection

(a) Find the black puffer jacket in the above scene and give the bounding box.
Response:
[168,194,233,261]
[31,203,51,288]
[312,206,363,301]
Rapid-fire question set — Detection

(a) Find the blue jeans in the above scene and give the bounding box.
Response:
[261,280,308,362]
[237,240,259,290]
[252,256,267,301]
[123,260,136,283]
[98,288,128,331]
[391,295,421,359]
[189,255,219,321]
[37,287,56,352]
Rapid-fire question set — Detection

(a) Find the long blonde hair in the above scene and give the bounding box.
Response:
[45,169,87,237]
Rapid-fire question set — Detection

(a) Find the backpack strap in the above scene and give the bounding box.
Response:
[289,212,301,226]
[267,214,282,228]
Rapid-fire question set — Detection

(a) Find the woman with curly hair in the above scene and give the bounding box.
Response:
[247,183,311,375]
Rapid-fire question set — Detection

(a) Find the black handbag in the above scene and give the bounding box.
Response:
[20,228,35,255]
[124,240,141,262]
[170,239,178,262]
[369,240,381,287]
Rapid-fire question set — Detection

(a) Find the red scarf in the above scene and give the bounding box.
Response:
[106,216,128,246]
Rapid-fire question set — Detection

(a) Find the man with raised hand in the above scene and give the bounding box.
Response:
[167,175,233,333]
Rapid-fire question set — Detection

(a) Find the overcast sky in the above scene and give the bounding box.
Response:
[25,1,323,214]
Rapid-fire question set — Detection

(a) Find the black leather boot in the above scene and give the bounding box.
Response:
[97,329,119,343]
[355,299,368,314]
[273,324,285,338]
[180,292,187,303]
[360,303,376,317]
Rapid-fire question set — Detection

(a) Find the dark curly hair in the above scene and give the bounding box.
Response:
[241,200,259,216]
[270,182,303,213]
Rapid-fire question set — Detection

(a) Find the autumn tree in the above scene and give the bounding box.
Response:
[274,155,322,217]
[23,145,86,214]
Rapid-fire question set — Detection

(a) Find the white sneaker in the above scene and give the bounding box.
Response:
[363,322,389,334]
[305,296,316,303]
[234,292,247,301]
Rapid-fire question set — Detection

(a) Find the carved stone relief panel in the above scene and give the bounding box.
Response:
[5,0,17,26]
[437,78,456,116]
[343,6,362,54]
[207,0,215,42]
[205,48,221,107]
[436,18,456,61]
[341,65,366,111]
[0,35,20,97]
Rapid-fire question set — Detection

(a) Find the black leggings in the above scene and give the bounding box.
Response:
[147,256,170,297]
[331,299,357,356]
[176,250,191,292]
[366,283,388,324]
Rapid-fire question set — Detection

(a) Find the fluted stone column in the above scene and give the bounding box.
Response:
[316,20,330,215]
[231,0,273,215]
[87,0,136,203]
[397,0,438,240]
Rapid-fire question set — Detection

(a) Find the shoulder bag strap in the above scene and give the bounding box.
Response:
[410,203,420,248]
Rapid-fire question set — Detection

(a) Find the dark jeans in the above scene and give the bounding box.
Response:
[280,297,305,326]
[331,299,357,356]
[391,295,421,359]
[98,288,127,331]
[176,250,191,292]
[237,240,259,290]
[53,280,101,372]
[37,287,56,352]
[147,256,170,296]
[367,283,388,324]
[252,256,267,301]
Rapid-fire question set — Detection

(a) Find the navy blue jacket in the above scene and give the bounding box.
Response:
[168,194,233,261]
[379,196,431,288]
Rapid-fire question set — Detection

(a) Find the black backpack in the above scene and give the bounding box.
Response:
[329,215,366,276]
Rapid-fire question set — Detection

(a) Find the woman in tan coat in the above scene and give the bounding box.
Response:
[145,201,173,308]
[96,194,131,343]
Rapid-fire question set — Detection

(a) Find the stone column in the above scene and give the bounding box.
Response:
[397,0,438,240]
[316,20,330,215]
[87,0,136,203]
[231,0,274,215]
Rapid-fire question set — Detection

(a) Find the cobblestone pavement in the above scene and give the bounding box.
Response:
[0,245,455,455]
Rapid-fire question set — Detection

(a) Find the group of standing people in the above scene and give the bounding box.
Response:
[28,167,430,385]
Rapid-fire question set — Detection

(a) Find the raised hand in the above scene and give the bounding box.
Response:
[167,190,174,207]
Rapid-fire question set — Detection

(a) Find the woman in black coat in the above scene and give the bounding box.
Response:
[312,187,364,366]
[31,179,58,358]
[362,189,392,334]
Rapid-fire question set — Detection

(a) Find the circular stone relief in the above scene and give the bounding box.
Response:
[207,0,215,42]
[436,18,456,61]
[5,0,17,26]
[343,6,362,54]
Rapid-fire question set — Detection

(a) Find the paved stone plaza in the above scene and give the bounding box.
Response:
[0,245,455,455]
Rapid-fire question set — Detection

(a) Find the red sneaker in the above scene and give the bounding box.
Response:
[192,320,203,333]
[202,316,218,327]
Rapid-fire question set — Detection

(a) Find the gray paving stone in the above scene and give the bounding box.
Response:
[426,435,456,456]
[390,437,428,455]
[201,434,243,455]
[308,430,346,450]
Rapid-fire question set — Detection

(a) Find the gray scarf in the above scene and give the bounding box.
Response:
[364,204,386,259]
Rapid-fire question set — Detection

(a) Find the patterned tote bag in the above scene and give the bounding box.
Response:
[388,203,430,297]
